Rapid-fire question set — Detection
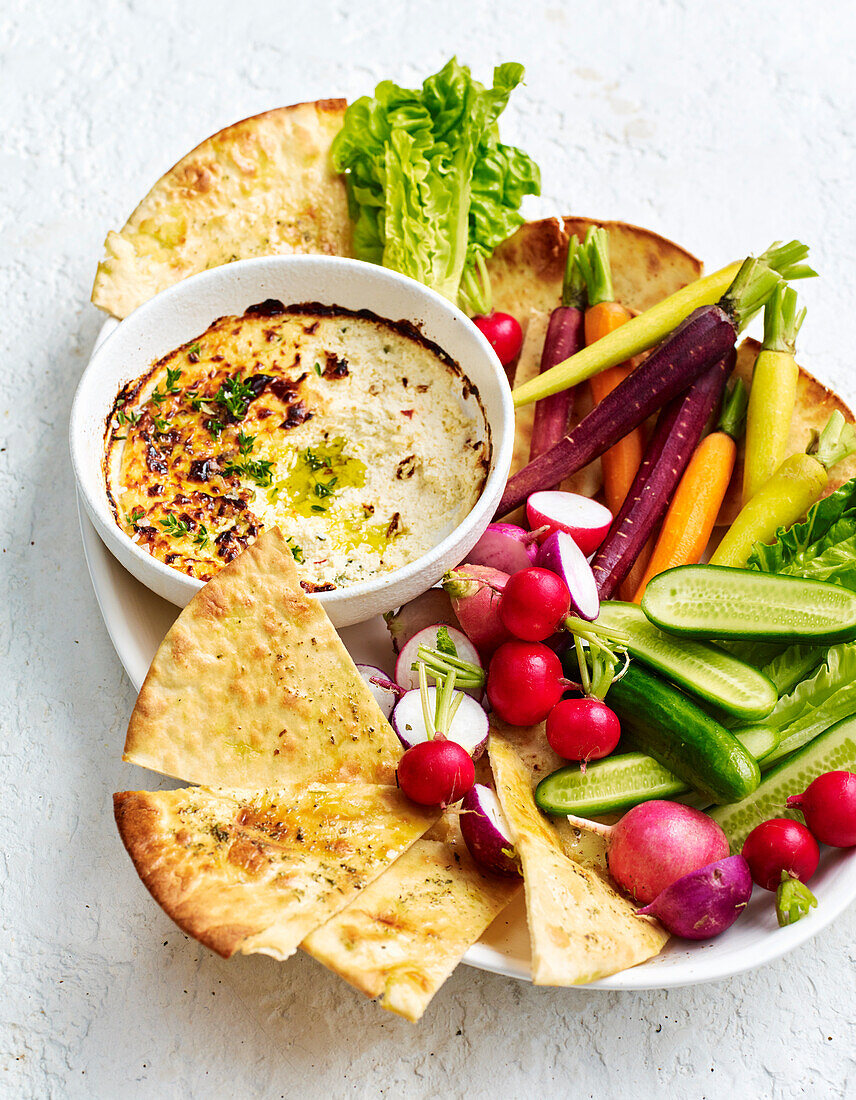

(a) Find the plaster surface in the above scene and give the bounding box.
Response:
[3,1,856,1096]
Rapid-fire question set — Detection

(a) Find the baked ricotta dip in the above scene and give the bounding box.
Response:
[105,300,490,591]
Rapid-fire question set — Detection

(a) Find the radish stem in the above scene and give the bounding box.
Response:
[419,661,433,738]
[564,812,613,837]
[575,635,591,696]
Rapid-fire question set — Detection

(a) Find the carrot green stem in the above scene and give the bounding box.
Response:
[762,283,805,353]
[717,378,749,441]
[809,411,856,470]
[575,226,614,307]
[562,235,587,309]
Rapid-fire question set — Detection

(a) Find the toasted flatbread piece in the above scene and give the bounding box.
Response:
[489,732,667,985]
[303,828,520,1022]
[490,218,702,495]
[115,782,437,961]
[92,100,353,319]
[124,528,402,787]
[716,338,856,526]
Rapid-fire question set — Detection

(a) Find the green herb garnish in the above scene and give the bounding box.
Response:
[151,414,170,433]
[314,362,323,376]
[159,515,191,538]
[186,342,202,356]
[165,367,182,393]
[215,376,257,421]
[237,430,256,457]
[223,457,274,488]
[116,408,141,427]
[192,525,210,549]
[128,508,145,526]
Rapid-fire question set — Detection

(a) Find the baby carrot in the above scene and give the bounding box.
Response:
[633,380,748,602]
[576,227,642,517]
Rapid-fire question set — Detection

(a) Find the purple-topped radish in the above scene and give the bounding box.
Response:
[392,688,489,758]
[442,565,511,655]
[460,785,521,877]
[467,523,543,575]
[636,855,753,940]
[536,530,599,621]
[526,491,612,557]
[497,244,816,518]
[356,664,400,719]
[384,589,460,654]
[395,624,482,691]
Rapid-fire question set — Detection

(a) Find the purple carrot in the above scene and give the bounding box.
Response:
[496,304,736,517]
[529,236,586,462]
[590,348,736,599]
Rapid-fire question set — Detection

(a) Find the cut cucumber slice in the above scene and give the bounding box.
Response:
[642,565,856,644]
[709,713,856,851]
[533,726,777,818]
[596,601,777,720]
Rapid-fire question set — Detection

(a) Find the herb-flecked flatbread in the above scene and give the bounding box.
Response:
[124,527,402,787]
[92,100,353,319]
[114,783,437,961]
[302,827,520,1022]
[489,731,667,985]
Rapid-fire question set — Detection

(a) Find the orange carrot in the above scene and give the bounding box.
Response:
[632,380,748,603]
[577,230,644,518]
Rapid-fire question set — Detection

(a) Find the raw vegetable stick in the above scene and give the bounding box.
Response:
[590,348,735,600]
[576,226,642,516]
[710,411,856,568]
[512,240,815,407]
[742,284,805,503]
[496,244,812,518]
[529,236,586,461]
[633,379,749,602]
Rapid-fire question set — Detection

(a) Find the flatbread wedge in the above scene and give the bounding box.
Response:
[114,782,437,961]
[489,731,667,985]
[92,100,353,319]
[124,528,402,788]
[302,828,520,1022]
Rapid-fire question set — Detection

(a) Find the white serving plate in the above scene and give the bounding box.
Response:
[80,323,856,990]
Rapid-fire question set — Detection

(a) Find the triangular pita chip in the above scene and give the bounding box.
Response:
[114,782,437,961]
[124,528,402,787]
[92,100,353,319]
[489,731,667,985]
[302,826,520,1022]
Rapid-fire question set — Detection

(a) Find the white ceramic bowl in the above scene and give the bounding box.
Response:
[70,256,514,627]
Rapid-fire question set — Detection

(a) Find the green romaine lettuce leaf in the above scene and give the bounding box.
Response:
[330,58,540,312]
[764,642,856,736]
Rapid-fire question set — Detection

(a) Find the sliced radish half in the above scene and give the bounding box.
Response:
[395,624,483,692]
[526,491,612,556]
[460,784,521,876]
[390,689,489,759]
[356,664,399,719]
[466,523,541,575]
[536,530,599,621]
[384,588,460,654]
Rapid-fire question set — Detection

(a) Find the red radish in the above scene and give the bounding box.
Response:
[442,565,511,655]
[535,530,599,621]
[487,640,565,726]
[530,235,586,462]
[741,818,820,891]
[546,697,620,762]
[590,350,734,599]
[498,305,738,517]
[526,491,612,556]
[460,784,521,877]
[391,687,489,758]
[637,856,753,940]
[384,589,460,653]
[395,624,482,691]
[472,311,523,367]
[499,567,571,642]
[787,770,856,847]
[356,664,400,719]
[466,523,542,575]
[565,800,730,905]
[397,739,475,806]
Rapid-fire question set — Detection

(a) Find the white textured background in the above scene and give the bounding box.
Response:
[3,1,856,1096]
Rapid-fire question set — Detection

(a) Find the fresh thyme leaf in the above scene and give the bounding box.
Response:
[303,447,327,472]
[215,376,256,420]
[165,366,182,393]
[311,504,326,513]
[314,362,323,376]
[186,342,201,356]
[223,456,273,488]
[159,515,191,538]
[192,524,210,549]
[152,414,170,433]
[313,476,338,498]
[290,544,304,563]
[116,408,141,426]
[237,429,256,457]
[206,418,224,439]
[128,508,145,526]
[151,388,168,405]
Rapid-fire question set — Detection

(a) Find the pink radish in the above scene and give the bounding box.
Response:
[499,567,571,641]
[486,640,565,727]
[397,740,475,806]
[442,565,511,655]
[356,664,400,719]
[526,491,612,556]
[535,530,599,621]
[546,697,620,762]
[384,589,460,654]
[636,855,753,939]
[787,770,856,847]
[460,785,521,876]
[395,624,482,692]
[391,688,489,758]
[472,311,523,367]
[565,800,730,905]
[466,523,542,575]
